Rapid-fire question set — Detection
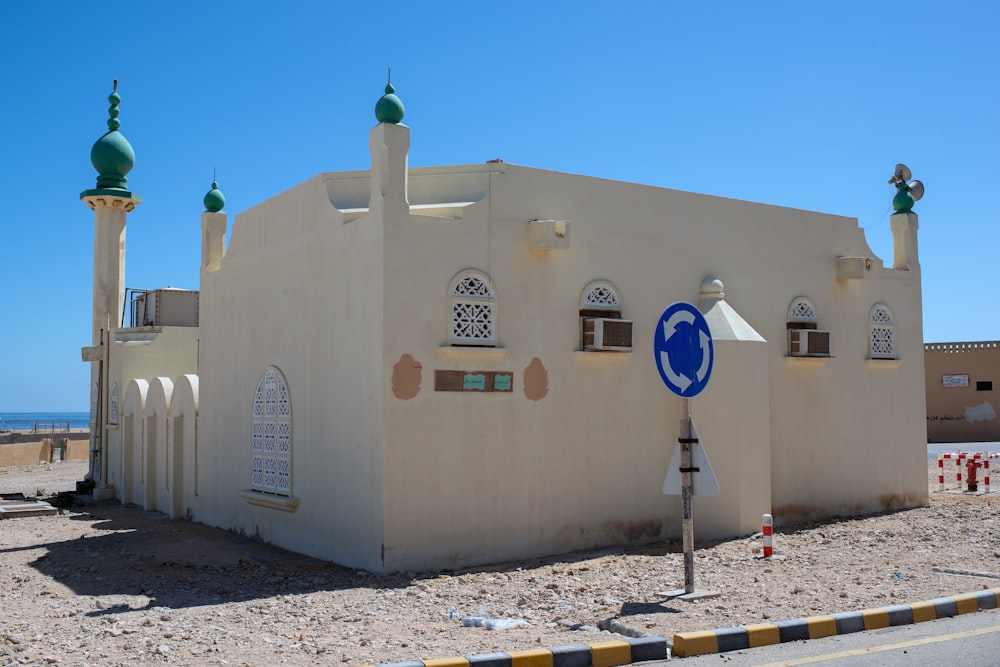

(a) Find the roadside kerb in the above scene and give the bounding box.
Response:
[366,635,668,667]
[672,588,1000,657]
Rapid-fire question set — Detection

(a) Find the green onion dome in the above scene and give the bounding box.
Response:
[90,80,135,189]
[203,179,225,213]
[375,77,405,124]
[892,183,915,213]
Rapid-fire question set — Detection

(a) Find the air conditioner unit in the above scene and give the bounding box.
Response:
[134,289,200,327]
[583,318,633,351]
[788,329,830,357]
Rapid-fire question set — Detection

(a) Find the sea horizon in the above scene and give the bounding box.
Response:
[0,411,90,431]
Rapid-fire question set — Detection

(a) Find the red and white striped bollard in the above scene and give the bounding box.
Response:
[762,513,773,558]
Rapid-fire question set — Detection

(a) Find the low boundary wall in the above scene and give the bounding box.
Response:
[0,438,90,466]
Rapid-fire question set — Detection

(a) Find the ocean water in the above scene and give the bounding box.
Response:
[0,412,90,431]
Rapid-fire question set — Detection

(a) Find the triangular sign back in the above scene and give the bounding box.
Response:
[662,419,720,497]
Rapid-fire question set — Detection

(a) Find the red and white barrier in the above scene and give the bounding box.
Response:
[762,513,773,558]
[937,452,1000,492]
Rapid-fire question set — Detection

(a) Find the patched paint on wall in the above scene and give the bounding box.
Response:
[523,357,548,401]
[965,401,997,423]
[391,354,422,399]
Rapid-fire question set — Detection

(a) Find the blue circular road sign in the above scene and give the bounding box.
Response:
[654,302,714,398]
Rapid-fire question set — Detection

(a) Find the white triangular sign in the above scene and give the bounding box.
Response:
[662,420,720,496]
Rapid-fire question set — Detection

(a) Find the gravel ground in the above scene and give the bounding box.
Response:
[1,460,999,666]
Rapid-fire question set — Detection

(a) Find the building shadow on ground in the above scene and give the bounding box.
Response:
[5,502,412,615]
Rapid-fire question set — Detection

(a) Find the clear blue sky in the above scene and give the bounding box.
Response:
[1,2,996,411]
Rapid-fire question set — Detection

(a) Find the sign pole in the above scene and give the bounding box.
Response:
[654,301,720,601]
[679,398,695,594]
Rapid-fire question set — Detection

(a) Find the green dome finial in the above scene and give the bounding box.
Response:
[375,68,405,124]
[203,171,225,212]
[887,163,925,214]
[89,79,135,190]
[892,182,914,213]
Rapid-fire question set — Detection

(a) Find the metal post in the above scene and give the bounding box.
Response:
[679,398,694,594]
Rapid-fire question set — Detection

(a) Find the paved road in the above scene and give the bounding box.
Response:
[664,608,1000,665]
[658,446,1000,665]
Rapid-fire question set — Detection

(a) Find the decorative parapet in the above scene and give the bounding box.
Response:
[81,191,141,212]
[924,341,1000,353]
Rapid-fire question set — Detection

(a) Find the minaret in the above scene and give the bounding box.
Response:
[81,80,141,340]
[80,81,141,488]
[368,71,410,219]
[888,167,922,271]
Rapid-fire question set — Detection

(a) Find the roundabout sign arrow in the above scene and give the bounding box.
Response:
[654,302,713,398]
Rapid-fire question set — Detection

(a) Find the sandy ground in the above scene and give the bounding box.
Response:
[0,460,90,497]
[1,460,999,666]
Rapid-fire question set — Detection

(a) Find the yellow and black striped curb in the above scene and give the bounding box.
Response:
[672,588,1000,657]
[366,635,668,667]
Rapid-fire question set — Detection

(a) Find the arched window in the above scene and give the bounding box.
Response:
[787,297,817,326]
[251,366,292,496]
[580,280,621,315]
[869,303,895,359]
[449,270,496,346]
[580,280,632,351]
[786,296,829,357]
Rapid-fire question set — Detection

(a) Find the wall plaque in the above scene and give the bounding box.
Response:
[435,370,514,393]
[943,374,969,388]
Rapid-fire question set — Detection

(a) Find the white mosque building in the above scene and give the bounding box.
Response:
[79,80,928,573]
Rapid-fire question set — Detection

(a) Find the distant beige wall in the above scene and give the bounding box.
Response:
[0,439,89,467]
[925,342,1000,442]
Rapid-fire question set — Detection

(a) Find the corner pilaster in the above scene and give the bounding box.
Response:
[368,122,410,220]
[890,212,919,271]
[201,211,228,273]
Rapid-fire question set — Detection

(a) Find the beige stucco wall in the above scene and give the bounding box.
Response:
[376,160,926,570]
[115,122,926,573]
[925,343,1000,442]
[194,170,386,571]
[104,327,198,499]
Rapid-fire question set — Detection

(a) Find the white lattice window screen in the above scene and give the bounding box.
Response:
[453,275,493,297]
[251,367,292,495]
[108,382,119,426]
[788,297,817,323]
[870,304,895,359]
[450,272,495,344]
[582,284,620,309]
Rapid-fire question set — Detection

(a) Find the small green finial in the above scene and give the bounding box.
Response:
[203,171,225,212]
[888,163,924,214]
[375,68,405,124]
[90,79,136,190]
[107,79,121,131]
[892,182,914,213]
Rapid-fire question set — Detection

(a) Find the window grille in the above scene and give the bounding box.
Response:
[580,281,631,350]
[787,296,830,357]
[582,284,620,309]
[251,366,292,495]
[787,297,817,325]
[450,271,496,346]
[869,303,895,359]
